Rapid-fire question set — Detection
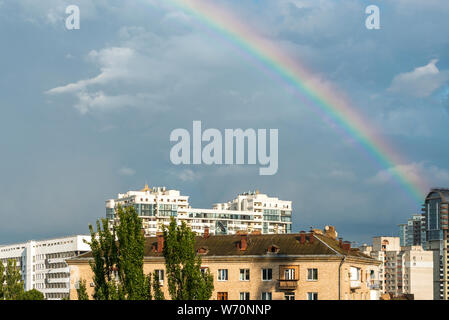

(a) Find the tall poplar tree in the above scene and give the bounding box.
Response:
[0,261,4,299]
[152,271,165,300]
[87,217,119,300]
[85,205,150,300]
[115,205,148,300]
[163,217,214,300]
[4,259,24,300]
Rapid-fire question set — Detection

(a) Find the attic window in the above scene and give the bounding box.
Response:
[197,247,209,255]
[267,245,280,254]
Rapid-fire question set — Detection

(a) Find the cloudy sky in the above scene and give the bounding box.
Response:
[1,0,448,245]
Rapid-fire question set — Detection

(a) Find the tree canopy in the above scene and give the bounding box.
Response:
[163,217,214,300]
[82,207,213,300]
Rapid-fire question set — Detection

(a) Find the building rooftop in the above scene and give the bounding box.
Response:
[428,188,449,202]
[69,231,377,263]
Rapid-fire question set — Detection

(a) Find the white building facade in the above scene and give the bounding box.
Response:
[106,185,293,236]
[0,235,90,300]
[360,236,433,300]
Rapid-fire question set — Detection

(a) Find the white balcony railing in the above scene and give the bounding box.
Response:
[47,258,66,264]
[46,277,70,284]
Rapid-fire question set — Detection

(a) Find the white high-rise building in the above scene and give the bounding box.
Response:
[360,236,433,300]
[106,185,293,236]
[0,235,90,300]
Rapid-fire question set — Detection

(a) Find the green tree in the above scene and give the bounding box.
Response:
[0,261,5,299]
[152,271,164,300]
[4,259,24,300]
[85,205,151,300]
[76,279,89,300]
[86,217,119,300]
[163,217,214,300]
[20,289,44,300]
[115,205,148,300]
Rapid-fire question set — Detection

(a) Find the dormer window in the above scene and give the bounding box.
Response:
[267,245,280,254]
[197,247,209,255]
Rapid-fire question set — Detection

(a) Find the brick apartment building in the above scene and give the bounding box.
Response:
[67,226,381,300]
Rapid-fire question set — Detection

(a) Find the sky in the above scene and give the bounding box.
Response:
[1,0,449,246]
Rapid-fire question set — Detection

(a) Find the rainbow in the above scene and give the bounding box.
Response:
[166,0,427,203]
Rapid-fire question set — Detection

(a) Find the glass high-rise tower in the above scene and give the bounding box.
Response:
[422,188,449,300]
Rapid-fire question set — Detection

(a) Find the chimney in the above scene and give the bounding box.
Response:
[299,231,306,244]
[308,232,314,244]
[156,232,164,253]
[204,226,210,239]
[239,233,248,251]
[342,241,351,251]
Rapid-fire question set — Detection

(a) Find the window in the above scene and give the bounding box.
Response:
[217,292,228,300]
[240,292,250,300]
[200,267,209,277]
[240,269,250,281]
[218,269,228,281]
[262,268,272,281]
[307,268,318,281]
[349,267,360,281]
[284,268,296,280]
[155,269,164,285]
[261,292,272,300]
[307,292,318,300]
[284,292,295,300]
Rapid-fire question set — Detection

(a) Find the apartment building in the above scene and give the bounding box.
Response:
[421,188,449,300]
[67,226,381,300]
[398,214,425,247]
[0,235,90,300]
[106,185,292,236]
[360,236,433,299]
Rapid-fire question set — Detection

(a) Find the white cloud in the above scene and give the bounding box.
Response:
[46,47,136,95]
[45,46,169,113]
[367,162,449,189]
[118,167,136,176]
[73,91,159,114]
[388,59,449,98]
[44,24,238,114]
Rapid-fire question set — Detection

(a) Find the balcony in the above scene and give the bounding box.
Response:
[46,277,70,284]
[47,258,66,264]
[278,279,298,290]
[350,280,361,289]
[368,281,381,290]
[48,267,69,273]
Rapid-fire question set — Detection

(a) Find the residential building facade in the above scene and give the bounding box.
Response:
[360,236,433,299]
[106,185,292,236]
[398,214,425,247]
[0,235,90,300]
[67,226,381,300]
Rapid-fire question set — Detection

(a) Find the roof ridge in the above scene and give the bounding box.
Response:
[314,234,343,256]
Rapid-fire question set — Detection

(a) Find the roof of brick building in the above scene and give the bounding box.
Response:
[70,232,376,263]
